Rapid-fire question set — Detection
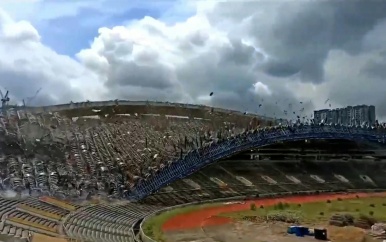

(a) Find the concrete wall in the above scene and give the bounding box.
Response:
[139,189,386,242]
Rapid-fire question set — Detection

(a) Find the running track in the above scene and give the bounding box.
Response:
[162,192,386,231]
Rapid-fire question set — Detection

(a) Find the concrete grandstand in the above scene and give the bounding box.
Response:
[0,100,385,242]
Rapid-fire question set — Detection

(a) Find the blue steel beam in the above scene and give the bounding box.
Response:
[126,125,386,200]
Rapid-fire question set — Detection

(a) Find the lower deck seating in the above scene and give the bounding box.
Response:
[0,196,74,241]
[0,198,29,241]
[6,210,59,235]
[142,160,386,206]
[0,222,30,241]
[39,197,79,212]
[0,159,385,242]
[63,202,161,242]
[18,198,69,221]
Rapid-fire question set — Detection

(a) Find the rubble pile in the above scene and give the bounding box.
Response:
[266,211,302,224]
[329,214,354,227]
[242,216,265,223]
[369,223,386,239]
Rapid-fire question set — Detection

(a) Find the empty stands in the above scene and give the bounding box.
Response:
[0,195,147,242]
[141,159,386,206]
[0,102,385,242]
[0,196,74,241]
[63,202,161,242]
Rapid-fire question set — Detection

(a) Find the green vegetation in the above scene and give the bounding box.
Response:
[219,197,386,224]
[142,202,221,242]
[250,203,257,211]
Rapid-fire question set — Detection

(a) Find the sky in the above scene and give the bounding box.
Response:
[0,0,386,120]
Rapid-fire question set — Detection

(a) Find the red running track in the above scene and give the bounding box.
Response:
[162,192,386,231]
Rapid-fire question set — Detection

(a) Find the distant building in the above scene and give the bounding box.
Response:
[314,105,376,126]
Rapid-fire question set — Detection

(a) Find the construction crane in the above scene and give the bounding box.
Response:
[0,89,10,110]
[23,88,42,107]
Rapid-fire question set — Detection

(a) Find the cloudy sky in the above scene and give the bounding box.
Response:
[0,0,385,120]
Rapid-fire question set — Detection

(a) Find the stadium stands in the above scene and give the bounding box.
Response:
[0,194,161,241]
[0,196,70,241]
[140,159,386,206]
[63,202,161,242]
[0,101,385,242]
[128,125,386,199]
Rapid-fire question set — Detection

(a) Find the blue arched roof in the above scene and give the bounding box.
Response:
[126,125,386,200]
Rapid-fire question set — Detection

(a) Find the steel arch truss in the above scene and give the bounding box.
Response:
[126,125,386,200]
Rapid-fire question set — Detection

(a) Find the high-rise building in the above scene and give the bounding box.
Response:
[314,105,376,126]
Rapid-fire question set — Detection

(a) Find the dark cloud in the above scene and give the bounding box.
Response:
[361,59,386,79]
[219,39,257,66]
[261,61,299,78]
[107,61,176,89]
[2,0,386,120]
[211,1,386,84]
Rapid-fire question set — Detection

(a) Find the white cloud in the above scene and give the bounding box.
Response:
[252,82,272,96]
[0,9,105,105]
[2,20,40,42]
[75,6,313,118]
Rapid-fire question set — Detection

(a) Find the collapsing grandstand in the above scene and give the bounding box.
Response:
[0,100,385,242]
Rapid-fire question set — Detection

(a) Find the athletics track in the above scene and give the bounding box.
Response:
[162,192,386,231]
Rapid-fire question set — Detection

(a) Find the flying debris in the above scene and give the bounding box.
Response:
[258,104,262,108]
[209,92,214,96]
[324,98,330,104]
[329,104,332,107]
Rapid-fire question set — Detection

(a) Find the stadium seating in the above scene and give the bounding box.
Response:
[141,159,386,206]
[0,102,385,242]
[0,194,162,242]
[63,202,161,242]
[0,196,74,241]
[19,197,69,220]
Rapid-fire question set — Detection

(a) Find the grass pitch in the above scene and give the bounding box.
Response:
[219,196,386,224]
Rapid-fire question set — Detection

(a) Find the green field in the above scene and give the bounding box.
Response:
[143,202,221,242]
[219,197,386,224]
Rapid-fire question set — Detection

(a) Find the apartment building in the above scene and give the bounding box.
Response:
[314,105,376,126]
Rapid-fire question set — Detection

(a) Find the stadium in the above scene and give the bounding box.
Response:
[0,100,386,242]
